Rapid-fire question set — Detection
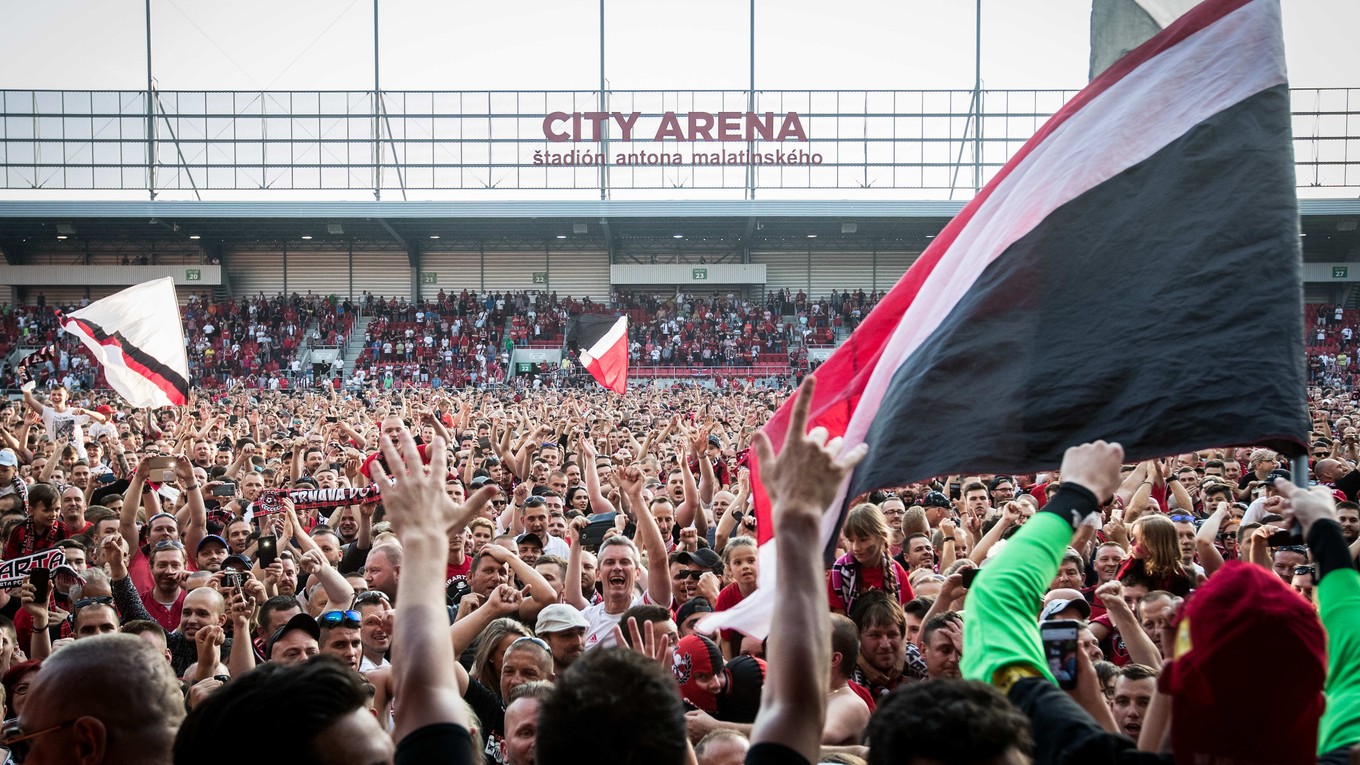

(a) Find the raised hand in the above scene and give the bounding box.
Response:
[370,432,498,539]
[1059,441,1125,504]
[750,378,867,523]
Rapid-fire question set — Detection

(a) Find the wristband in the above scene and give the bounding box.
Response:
[183,483,200,491]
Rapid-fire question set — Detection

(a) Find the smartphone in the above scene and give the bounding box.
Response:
[326,415,338,423]
[212,482,237,497]
[30,567,50,603]
[145,455,177,483]
[959,567,980,589]
[1041,619,1081,690]
[257,535,279,568]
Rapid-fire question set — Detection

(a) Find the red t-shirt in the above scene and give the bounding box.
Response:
[714,582,750,646]
[141,588,187,633]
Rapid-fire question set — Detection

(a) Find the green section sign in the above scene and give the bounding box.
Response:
[185,269,201,281]
[692,268,708,281]
[532,272,547,284]
[1335,266,1349,279]
[419,272,438,285]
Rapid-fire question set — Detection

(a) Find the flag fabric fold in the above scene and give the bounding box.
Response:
[701,0,1307,640]
[59,278,190,408]
[568,314,629,394]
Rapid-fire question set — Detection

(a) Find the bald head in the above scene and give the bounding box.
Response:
[1315,458,1349,483]
[22,634,184,762]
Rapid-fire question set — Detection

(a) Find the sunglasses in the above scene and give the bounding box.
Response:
[2,720,78,763]
[72,596,114,611]
[676,570,707,581]
[351,590,390,607]
[512,635,550,651]
[319,610,362,629]
[153,540,185,550]
[1168,514,1196,524]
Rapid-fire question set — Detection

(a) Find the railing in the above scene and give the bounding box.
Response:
[2,88,1355,198]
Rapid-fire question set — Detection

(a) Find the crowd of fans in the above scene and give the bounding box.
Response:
[0,345,1357,764]
[3,287,897,393]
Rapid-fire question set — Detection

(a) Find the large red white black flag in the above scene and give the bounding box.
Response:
[704,0,1307,639]
[60,278,190,408]
[569,314,629,394]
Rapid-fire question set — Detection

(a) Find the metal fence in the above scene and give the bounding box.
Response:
[1,88,1356,197]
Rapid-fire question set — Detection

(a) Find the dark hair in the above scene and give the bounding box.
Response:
[259,595,302,633]
[120,619,167,642]
[174,656,366,765]
[27,482,59,512]
[920,611,961,646]
[850,589,907,636]
[537,648,688,765]
[1118,663,1159,682]
[866,679,1032,765]
[829,614,860,678]
[618,604,673,647]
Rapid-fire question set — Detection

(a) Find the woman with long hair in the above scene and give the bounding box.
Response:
[828,503,913,614]
[1119,513,1193,596]
[469,617,532,701]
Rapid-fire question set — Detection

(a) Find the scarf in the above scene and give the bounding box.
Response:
[249,485,382,518]
[830,550,900,612]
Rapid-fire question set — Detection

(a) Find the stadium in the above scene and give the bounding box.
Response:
[4,1,1360,763]
[1,0,1355,392]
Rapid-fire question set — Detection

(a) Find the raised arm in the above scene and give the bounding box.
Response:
[746,379,868,764]
[1094,580,1161,669]
[174,454,208,558]
[120,460,152,554]
[369,431,497,743]
[616,463,670,608]
[579,435,616,515]
[564,516,590,610]
[1194,502,1229,577]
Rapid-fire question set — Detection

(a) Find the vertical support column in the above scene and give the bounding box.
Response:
[973,0,982,193]
[408,245,421,302]
[599,0,609,200]
[373,0,382,200]
[746,0,756,200]
[145,0,156,200]
[282,241,289,295]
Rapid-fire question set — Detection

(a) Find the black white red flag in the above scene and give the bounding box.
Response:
[59,278,190,408]
[569,314,629,394]
[704,0,1307,639]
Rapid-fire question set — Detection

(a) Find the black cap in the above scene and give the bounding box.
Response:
[676,596,714,626]
[267,613,321,658]
[516,532,544,550]
[1266,469,1292,484]
[676,548,722,570]
[922,491,952,509]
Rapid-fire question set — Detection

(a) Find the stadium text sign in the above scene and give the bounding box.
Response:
[536,110,822,167]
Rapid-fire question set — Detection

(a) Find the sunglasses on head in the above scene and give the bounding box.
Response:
[153,540,185,550]
[319,610,362,629]
[1168,514,1196,524]
[512,635,550,651]
[72,596,114,611]
[351,591,390,607]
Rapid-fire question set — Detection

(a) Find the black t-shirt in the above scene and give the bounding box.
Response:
[395,723,473,765]
[745,742,810,765]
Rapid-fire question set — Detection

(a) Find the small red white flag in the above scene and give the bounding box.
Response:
[569,314,629,394]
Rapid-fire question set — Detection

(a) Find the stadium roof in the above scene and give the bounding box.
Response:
[0,198,1356,259]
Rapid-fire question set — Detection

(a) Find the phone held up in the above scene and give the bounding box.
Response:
[1041,619,1081,690]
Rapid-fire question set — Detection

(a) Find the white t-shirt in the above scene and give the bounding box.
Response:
[43,407,90,460]
[582,591,655,651]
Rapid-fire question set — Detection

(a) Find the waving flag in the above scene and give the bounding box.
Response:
[703,0,1307,639]
[569,314,629,394]
[60,278,190,407]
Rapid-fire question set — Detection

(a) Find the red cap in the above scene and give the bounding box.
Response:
[1161,562,1325,764]
[95,405,114,416]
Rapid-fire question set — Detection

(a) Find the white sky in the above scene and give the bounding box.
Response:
[0,0,1354,91]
